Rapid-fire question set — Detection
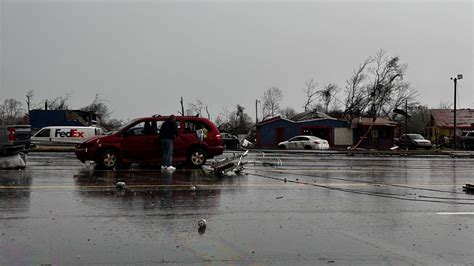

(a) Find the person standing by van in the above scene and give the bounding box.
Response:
[160,115,178,171]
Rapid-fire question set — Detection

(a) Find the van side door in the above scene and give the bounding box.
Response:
[173,120,207,161]
[121,119,158,162]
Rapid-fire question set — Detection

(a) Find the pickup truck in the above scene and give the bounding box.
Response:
[0,125,31,156]
[460,131,474,150]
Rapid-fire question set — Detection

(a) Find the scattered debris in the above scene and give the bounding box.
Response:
[198,219,207,228]
[283,178,287,183]
[190,186,196,191]
[209,150,248,176]
[116,182,126,189]
[198,227,206,235]
[275,196,283,199]
[462,183,474,194]
[0,153,26,169]
[198,219,207,234]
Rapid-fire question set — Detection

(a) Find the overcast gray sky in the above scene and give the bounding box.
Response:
[1,0,472,121]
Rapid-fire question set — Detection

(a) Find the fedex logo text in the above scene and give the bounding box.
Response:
[55,129,85,138]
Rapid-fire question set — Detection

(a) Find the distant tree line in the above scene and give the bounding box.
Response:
[1,49,448,136]
[0,91,124,131]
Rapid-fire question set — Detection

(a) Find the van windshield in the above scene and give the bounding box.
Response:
[110,118,140,135]
[408,134,424,140]
[33,128,51,138]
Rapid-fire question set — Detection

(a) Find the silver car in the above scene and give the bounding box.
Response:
[278,135,329,150]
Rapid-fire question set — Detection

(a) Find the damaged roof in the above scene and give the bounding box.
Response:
[351,116,398,128]
[290,110,331,121]
[431,109,474,128]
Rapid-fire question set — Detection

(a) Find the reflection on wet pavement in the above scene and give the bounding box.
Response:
[73,168,224,211]
[0,152,473,264]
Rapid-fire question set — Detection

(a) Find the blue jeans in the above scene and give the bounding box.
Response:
[161,139,174,166]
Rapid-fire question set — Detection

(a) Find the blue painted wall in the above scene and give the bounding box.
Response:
[30,110,85,130]
[257,118,349,147]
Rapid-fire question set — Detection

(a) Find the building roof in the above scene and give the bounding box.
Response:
[431,109,474,128]
[257,114,349,128]
[351,116,398,128]
[257,116,292,127]
[290,110,331,121]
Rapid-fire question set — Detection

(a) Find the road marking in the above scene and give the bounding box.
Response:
[437,212,474,215]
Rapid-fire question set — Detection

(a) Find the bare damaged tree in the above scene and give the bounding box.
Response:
[80,94,124,131]
[0,99,25,125]
[369,50,419,117]
[386,81,419,119]
[320,83,339,113]
[80,94,111,120]
[303,79,319,112]
[280,107,297,119]
[344,58,372,116]
[216,105,252,134]
[186,99,205,117]
[205,105,210,119]
[438,100,452,109]
[344,50,418,118]
[262,87,283,119]
[405,105,430,134]
[40,92,72,110]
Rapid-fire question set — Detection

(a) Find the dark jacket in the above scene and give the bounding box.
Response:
[160,119,178,140]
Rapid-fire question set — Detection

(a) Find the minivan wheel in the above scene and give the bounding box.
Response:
[187,148,207,167]
[97,149,119,169]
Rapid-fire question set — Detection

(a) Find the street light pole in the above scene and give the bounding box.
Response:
[451,74,463,150]
[255,100,260,124]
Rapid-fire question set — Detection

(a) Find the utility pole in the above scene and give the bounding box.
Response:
[26,95,31,113]
[405,100,408,134]
[255,99,260,124]
[451,74,463,150]
[179,97,184,116]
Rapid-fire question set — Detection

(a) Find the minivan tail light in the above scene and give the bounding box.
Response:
[7,127,15,142]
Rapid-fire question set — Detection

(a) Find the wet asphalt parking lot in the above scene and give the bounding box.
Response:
[0,151,473,265]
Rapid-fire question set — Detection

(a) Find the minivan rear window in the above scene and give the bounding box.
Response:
[183,121,210,134]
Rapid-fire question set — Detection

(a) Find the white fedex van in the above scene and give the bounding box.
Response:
[32,126,104,146]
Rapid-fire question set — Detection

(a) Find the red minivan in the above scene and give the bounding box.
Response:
[75,116,224,169]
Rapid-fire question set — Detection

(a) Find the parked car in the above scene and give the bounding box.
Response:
[460,131,474,150]
[32,126,105,146]
[398,134,432,150]
[75,116,224,169]
[0,125,31,156]
[221,132,240,150]
[278,135,329,150]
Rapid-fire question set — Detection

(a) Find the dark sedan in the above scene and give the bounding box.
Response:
[221,133,240,150]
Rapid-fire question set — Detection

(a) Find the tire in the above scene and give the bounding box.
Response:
[96,148,120,169]
[278,145,287,149]
[304,145,312,150]
[187,148,207,167]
